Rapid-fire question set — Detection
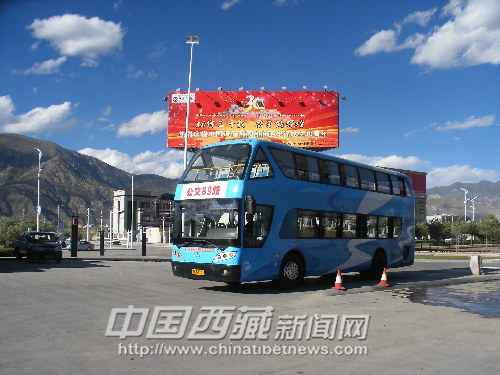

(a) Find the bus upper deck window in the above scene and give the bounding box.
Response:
[359,168,376,191]
[390,175,405,196]
[250,148,274,179]
[270,148,297,179]
[344,165,359,188]
[376,172,391,194]
[405,180,412,197]
[320,160,341,185]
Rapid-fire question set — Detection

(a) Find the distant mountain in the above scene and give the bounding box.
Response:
[427,181,500,220]
[0,133,177,224]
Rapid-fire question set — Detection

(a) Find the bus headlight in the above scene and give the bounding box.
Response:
[172,249,183,260]
[213,251,237,263]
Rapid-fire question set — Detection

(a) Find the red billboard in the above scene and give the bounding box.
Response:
[167,90,339,149]
[403,171,427,195]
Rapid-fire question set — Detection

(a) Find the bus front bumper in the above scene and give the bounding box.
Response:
[171,261,241,283]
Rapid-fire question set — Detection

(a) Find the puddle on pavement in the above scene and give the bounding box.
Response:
[392,285,500,318]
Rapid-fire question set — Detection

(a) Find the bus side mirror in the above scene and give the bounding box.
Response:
[245,195,256,215]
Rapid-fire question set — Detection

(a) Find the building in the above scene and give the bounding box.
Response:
[426,214,460,223]
[387,168,427,224]
[112,190,173,243]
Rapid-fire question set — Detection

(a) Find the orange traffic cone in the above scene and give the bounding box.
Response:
[376,268,391,287]
[332,269,346,290]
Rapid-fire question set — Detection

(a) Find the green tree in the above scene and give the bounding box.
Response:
[427,218,446,243]
[415,222,429,240]
[0,216,57,248]
[478,215,500,245]
[449,220,467,244]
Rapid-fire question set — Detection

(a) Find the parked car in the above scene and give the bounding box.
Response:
[77,240,94,251]
[13,231,62,263]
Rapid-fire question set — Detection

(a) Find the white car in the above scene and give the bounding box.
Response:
[76,241,94,251]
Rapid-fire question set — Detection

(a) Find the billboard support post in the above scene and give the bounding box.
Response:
[184,36,199,169]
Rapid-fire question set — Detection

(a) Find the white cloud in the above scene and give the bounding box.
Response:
[116,110,167,137]
[102,106,112,117]
[427,164,500,187]
[113,0,123,10]
[356,0,500,68]
[98,106,113,122]
[355,29,400,56]
[150,41,168,59]
[340,127,360,134]
[337,153,427,170]
[0,95,76,134]
[27,14,124,66]
[125,66,158,79]
[14,56,67,75]
[401,8,438,27]
[220,0,241,10]
[0,96,16,125]
[436,114,496,131]
[78,147,184,179]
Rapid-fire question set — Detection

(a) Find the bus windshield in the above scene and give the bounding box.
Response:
[173,198,240,247]
[181,143,251,182]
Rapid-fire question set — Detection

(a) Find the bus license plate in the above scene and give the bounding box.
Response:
[192,269,205,276]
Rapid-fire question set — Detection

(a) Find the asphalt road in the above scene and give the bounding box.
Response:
[1,258,499,375]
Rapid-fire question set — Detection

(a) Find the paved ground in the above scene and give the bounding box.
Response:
[1,256,499,375]
[60,241,173,261]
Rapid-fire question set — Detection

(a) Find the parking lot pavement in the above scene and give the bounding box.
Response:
[1,259,499,375]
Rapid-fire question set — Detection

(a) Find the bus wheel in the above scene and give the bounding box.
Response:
[360,250,387,280]
[276,253,304,289]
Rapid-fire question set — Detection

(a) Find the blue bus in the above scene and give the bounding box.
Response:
[171,139,414,288]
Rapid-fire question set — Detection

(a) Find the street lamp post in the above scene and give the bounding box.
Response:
[130,174,134,248]
[460,188,468,221]
[34,147,42,231]
[183,35,199,169]
[470,196,479,222]
[86,207,91,241]
[100,199,106,232]
[57,204,64,233]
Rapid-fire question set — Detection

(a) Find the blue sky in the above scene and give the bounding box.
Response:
[0,0,499,188]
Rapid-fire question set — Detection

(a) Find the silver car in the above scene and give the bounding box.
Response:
[77,241,94,251]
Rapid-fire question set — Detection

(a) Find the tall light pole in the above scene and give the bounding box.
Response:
[460,188,468,221]
[470,196,479,222]
[34,147,42,231]
[57,204,64,233]
[184,35,199,169]
[100,199,106,232]
[130,173,134,248]
[86,207,91,241]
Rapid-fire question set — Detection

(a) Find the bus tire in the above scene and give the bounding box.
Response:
[360,249,387,280]
[276,253,304,289]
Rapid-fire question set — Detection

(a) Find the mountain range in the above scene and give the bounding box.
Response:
[0,133,177,225]
[0,133,499,225]
[426,180,500,220]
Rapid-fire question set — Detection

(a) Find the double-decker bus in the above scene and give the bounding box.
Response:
[171,139,414,288]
